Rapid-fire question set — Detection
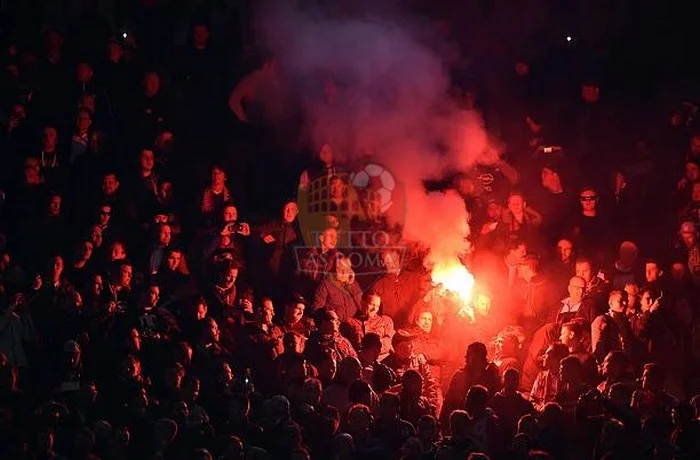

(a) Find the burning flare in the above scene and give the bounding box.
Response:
[430,258,476,322]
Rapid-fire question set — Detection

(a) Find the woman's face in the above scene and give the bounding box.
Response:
[416,312,433,333]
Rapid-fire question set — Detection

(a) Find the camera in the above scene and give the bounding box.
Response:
[224,222,245,234]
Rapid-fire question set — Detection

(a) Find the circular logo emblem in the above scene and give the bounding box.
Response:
[296,162,406,287]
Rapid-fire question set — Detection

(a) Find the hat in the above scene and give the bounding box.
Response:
[392,329,415,347]
[315,307,337,323]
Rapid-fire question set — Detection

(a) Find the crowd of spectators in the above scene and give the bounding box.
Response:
[2,3,700,460]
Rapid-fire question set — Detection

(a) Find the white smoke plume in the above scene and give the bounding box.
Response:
[254,1,497,268]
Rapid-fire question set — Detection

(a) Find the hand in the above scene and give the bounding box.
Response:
[238,223,251,236]
[649,300,660,313]
[240,299,253,313]
[263,234,276,244]
[32,275,42,291]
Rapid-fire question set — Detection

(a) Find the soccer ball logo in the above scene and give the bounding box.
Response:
[350,164,396,213]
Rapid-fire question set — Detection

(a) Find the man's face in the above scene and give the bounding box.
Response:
[166,251,181,271]
[148,286,160,307]
[260,301,274,324]
[209,321,220,343]
[681,228,697,247]
[53,256,64,276]
[507,195,525,214]
[640,291,653,312]
[283,202,298,223]
[609,293,626,313]
[579,190,598,212]
[112,242,126,260]
[158,225,171,246]
[102,175,118,195]
[560,326,574,347]
[320,228,338,250]
[77,111,91,132]
[212,167,226,186]
[416,312,433,333]
[81,241,93,260]
[321,312,340,334]
[329,178,345,200]
[140,150,154,171]
[557,240,573,262]
[691,135,700,155]
[686,162,700,181]
[223,206,237,223]
[692,183,700,202]
[486,202,502,221]
[287,302,305,323]
[645,263,661,282]
[43,127,58,147]
[120,265,133,286]
[48,196,61,216]
[360,294,381,318]
[541,168,560,189]
[225,268,238,288]
[568,277,585,302]
[575,262,593,283]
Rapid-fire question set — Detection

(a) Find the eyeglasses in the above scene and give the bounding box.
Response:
[579,196,597,202]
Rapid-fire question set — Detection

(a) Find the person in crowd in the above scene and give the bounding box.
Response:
[2,8,700,459]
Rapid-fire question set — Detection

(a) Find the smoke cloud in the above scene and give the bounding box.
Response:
[254,1,497,268]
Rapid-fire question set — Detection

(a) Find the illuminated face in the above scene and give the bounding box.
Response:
[224,268,238,288]
[507,194,525,214]
[568,277,585,302]
[283,202,298,223]
[120,264,133,286]
[223,205,238,223]
[102,174,118,195]
[320,228,338,250]
[77,111,92,132]
[287,302,305,323]
[645,263,660,282]
[640,291,653,312]
[575,262,593,283]
[148,286,160,306]
[361,294,381,318]
[76,63,93,82]
[48,195,61,216]
[81,241,93,260]
[43,127,58,148]
[579,190,598,212]
[112,242,126,261]
[691,135,700,155]
[260,301,274,325]
[166,251,181,271]
[193,24,209,48]
[140,149,154,171]
[416,311,433,333]
[212,167,226,186]
[686,162,700,181]
[329,177,345,200]
[557,239,573,262]
[335,258,353,283]
[158,225,171,246]
[608,292,626,314]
